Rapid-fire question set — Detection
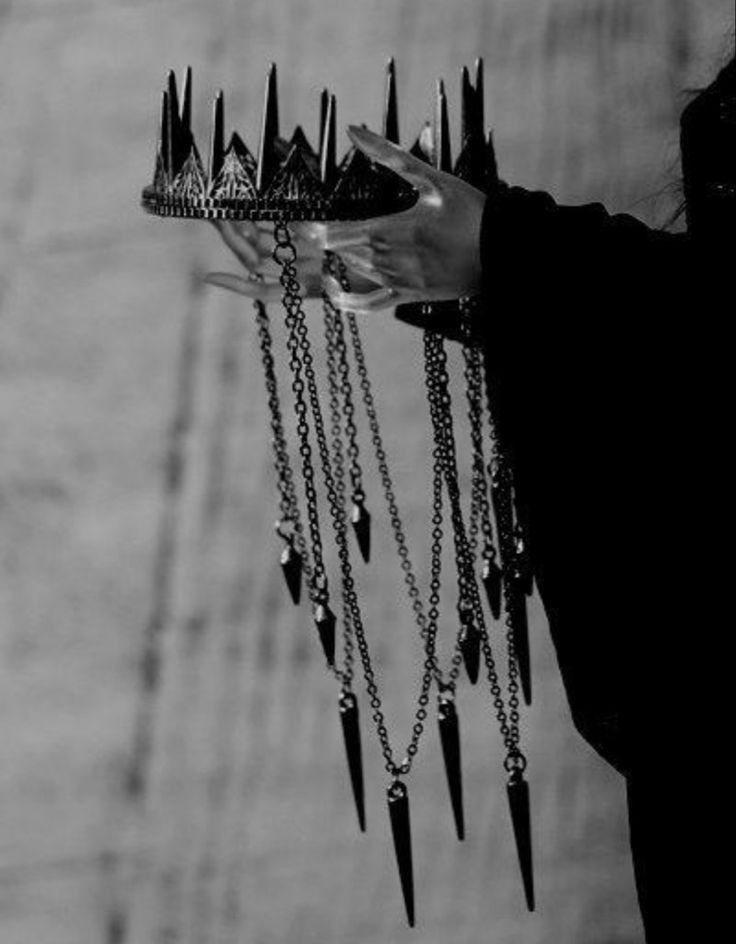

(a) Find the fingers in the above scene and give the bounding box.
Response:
[203,271,283,303]
[347,125,441,196]
[339,249,392,287]
[324,276,409,313]
[213,220,263,270]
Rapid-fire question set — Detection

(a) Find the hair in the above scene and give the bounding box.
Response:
[662,34,735,231]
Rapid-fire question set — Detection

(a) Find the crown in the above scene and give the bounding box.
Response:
[140,59,498,222]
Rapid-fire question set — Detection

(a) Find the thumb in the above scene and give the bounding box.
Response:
[347,125,440,197]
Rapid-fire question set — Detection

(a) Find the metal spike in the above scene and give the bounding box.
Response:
[350,500,371,563]
[339,691,366,832]
[474,57,485,137]
[159,89,171,180]
[383,58,399,144]
[482,553,503,620]
[166,70,184,176]
[180,66,192,132]
[459,610,481,685]
[485,130,499,189]
[314,600,336,666]
[387,780,415,928]
[438,696,465,840]
[320,94,337,187]
[319,88,329,155]
[166,69,180,130]
[435,79,452,172]
[279,542,302,605]
[509,589,532,705]
[461,65,473,145]
[256,63,280,191]
[507,769,535,911]
[210,90,225,182]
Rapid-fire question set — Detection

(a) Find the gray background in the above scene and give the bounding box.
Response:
[0,1,731,942]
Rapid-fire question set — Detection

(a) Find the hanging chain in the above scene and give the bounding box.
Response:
[253,299,312,583]
[322,290,356,689]
[335,259,464,693]
[459,299,497,565]
[423,325,524,763]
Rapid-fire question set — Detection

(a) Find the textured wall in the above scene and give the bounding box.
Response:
[0,1,731,943]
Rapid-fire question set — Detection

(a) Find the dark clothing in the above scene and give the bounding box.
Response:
[476,183,729,941]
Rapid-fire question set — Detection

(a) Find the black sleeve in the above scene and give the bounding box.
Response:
[476,184,693,774]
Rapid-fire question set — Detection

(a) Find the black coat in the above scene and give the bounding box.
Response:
[477,183,729,942]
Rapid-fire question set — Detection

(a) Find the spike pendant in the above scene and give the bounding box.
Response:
[507,770,535,912]
[438,697,465,840]
[387,780,415,928]
[279,543,303,605]
[459,617,481,685]
[314,601,336,666]
[482,554,503,620]
[339,692,366,832]
[350,501,371,562]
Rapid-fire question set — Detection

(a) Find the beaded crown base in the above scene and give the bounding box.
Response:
[141,59,498,223]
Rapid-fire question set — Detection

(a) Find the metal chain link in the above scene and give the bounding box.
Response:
[423,326,523,762]
[253,299,312,584]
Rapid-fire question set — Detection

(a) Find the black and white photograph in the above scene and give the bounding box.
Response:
[1,1,733,942]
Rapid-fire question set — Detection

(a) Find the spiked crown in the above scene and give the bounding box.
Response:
[141,59,498,222]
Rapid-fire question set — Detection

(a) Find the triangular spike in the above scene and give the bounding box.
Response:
[485,130,500,189]
[459,617,481,685]
[319,88,329,155]
[180,66,192,132]
[408,122,433,163]
[209,90,225,182]
[264,143,324,205]
[320,94,337,186]
[256,63,280,191]
[507,770,535,911]
[461,65,473,145]
[171,144,207,200]
[167,70,180,131]
[435,79,452,172]
[350,501,371,563]
[438,696,465,840]
[387,781,415,927]
[482,553,503,620]
[159,89,171,180]
[227,132,257,175]
[279,542,302,605]
[383,57,400,144]
[509,590,532,705]
[314,601,336,666]
[474,57,485,137]
[453,134,486,188]
[152,149,167,192]
[339,691,366,832]
[166,70,186,176]
[290,125,316,157]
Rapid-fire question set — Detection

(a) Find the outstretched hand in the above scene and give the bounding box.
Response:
[203,126,486,313]
[314,125,486,312]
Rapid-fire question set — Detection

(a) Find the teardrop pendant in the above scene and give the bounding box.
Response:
[279,542,303,605]
[313,600,336,666]
[438,695,465,840]
[387,780,415,927]
[509,589,532,706]
[481,552,502,620]
[459,611,481,685]
[350,500,371,563]
[339,691,366,832]
[507,768,535,911]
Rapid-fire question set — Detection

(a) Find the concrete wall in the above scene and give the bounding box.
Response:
[0,1,731,942]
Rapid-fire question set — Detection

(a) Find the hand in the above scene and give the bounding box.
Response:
[203,219,379,302]
[314,125,486,312]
